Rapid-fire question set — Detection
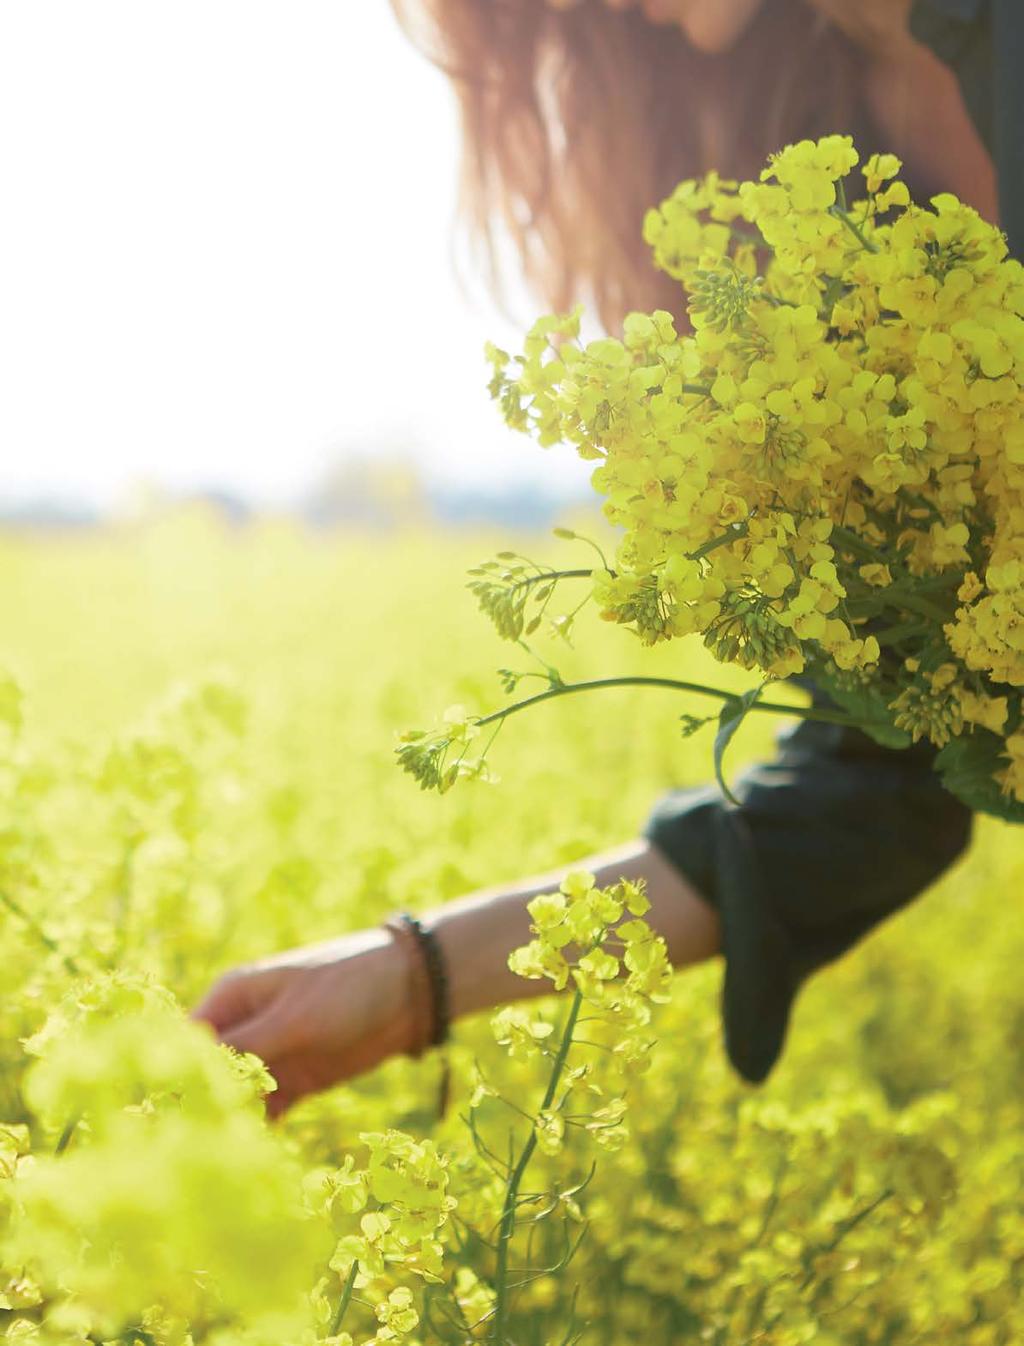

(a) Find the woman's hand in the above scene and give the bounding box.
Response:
[190,927,415,1118]
[189,837,720,1120]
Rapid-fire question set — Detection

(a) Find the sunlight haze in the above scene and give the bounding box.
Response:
[0,2,594,508]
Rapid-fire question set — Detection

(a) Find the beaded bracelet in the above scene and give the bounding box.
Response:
[383,912,451,1115]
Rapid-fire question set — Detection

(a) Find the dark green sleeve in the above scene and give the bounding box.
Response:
[642,692,974,1084]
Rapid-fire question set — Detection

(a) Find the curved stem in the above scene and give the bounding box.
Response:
[509,569,595,594]
[688,522,749,562]
[0,889,81,976]
[330,1259,359,1336]
[831,205,878,254]
[873,620,931,648]
[506,523,747,591]
[492,989,584,1344]
[55,1118,79,1155]
[830,524,888,561]
[884,591,955,624]
[882,589,952,624]
[475,676,881,734]
[830,528,954,623]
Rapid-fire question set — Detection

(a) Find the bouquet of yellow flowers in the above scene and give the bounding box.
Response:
[400,135,1024,821]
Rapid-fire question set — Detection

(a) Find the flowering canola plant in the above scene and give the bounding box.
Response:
[407,137,1024,819]
[2,524,1024,1342]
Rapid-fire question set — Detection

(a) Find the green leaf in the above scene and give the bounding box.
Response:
[934,729,1024,823]
[812,669,912,750]
[713,685,763,806]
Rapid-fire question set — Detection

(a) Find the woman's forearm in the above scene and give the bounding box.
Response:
[192,838,721,1114]
[423,837,721,1021]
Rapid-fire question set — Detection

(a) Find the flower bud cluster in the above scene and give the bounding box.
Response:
[486,137,1024,811]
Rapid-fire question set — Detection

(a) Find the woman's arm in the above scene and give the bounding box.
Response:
[429,836,719,1018]
[190,838,718,1117]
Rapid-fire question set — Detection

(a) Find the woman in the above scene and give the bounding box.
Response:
[193,0,1018,1115]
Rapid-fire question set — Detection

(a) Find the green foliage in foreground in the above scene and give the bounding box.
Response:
[1,513,1022,1345]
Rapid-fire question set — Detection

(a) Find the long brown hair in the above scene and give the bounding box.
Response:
[390,0,870,331]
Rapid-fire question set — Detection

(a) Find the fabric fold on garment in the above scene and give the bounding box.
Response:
[643,697,974,1083]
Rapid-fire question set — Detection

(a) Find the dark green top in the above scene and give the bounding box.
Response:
[644,694,973,1083]
[644,1,1015,1083]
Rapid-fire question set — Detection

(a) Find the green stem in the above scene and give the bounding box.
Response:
[507,524,746,592]
[831,528,954,622]
[688,523,749,562]
[873,620,932,648]
[492,989,584,1345]
[0,890,81,976]
[821,273,847,321]
[831,205,878,254]
[330,1258,359,1337]
[476,676,884,734]
[55,1118,79,1155]
[915,572,966,592]
[754,1190,895,1340]
[509,569,595,594]
[883,591,955,624]
[898,489,944,526]
[830,524,888,562]
[804,1189,895,1299]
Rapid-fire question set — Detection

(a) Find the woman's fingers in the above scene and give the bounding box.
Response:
[191,968,297,1073]
[187,931,406,1113]
[262,1057,324,1120]
[190,962,290,1031]
[191,973,257,1033]
[217,1006,290,1061]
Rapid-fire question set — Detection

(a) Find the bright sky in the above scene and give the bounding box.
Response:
[0,3,595,507]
